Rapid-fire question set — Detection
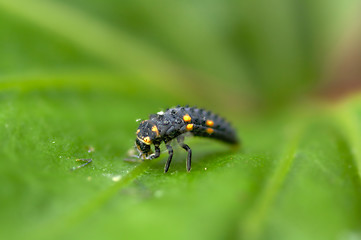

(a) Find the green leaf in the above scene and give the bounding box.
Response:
[1,89,361,240]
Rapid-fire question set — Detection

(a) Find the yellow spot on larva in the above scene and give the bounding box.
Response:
[143,137,151,144]
[186,124,194,131]
[152,125,160,136]
[136,129,140,134]
[206,128,214,134]
[206,120,214,127]
[183,114,192,122]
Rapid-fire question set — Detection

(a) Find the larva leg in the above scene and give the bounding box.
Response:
[148,145,161,159]
[177,136,192,172]
[164,143,173,173]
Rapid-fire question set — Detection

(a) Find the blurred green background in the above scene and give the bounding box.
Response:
[0,0,361,240]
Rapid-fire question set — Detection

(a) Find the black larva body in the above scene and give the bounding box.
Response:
[135,106,239,172]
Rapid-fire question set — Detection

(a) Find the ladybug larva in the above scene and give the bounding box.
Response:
[132,105,239,172]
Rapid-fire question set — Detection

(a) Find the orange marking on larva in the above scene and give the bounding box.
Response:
[206,120,214,127]
[186,124,194,131]
[206,128,214,134]
[136,129,140,134]
[143,136,151,144]
[183,114,192,122]
[152,125,160,136]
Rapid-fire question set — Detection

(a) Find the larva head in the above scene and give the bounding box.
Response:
[135,120,158,159]
[135,138,151,159]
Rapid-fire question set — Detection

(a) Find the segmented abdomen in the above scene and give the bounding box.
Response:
[150,106,239,145]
